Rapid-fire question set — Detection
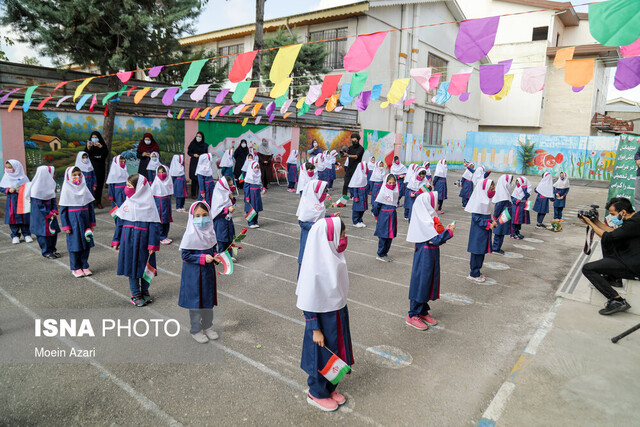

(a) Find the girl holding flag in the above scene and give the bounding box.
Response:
[510,176,531,240]
[114,174,162,307]
[150,165,174,245]
[432,159,448,213]
[169,154,188,212]
[297,217,353,412]
[404,166,428,221]
[211,176,237,255]
[75,152,97,196]
[533,172,554,229]
[491,175,513,255]
[179,201,224,344]
[286,149,299,192]
[553,172,570,221]
[369,161,385,209]
[406,192,455,331]
[59,167,96,278]
[465,178,497,283]
[28,166,61,259]
[348,162,369,228]
[196,153,215,206]
[243,160,265,228]
[373,174,399,262]
[459,162,475,208]
[1,160,32,244]
[106,155,129,250]
[390,156,407,202]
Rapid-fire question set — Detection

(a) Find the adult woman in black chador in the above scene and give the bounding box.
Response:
[233,139,250,182]
[86,130,109,209]
[187,131,208,198]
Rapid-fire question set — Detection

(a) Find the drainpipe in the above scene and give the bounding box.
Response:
[395,5,410,136]
[406,4,420,135]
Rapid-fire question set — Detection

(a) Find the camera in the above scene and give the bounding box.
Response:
[578,204,599,220]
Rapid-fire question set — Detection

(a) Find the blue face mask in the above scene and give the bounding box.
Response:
[610,215,623,226]
[192,216,211,228]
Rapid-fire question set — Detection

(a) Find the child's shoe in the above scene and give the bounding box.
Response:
[130,295,146,307]
[72,270,85,278]
[11,237,19,244]
[437,210,445,214]
[330,391,346,405]
[142,291,153,304]
[24,235,33,243]
[160,238,173,245]
[82,269,92,276]
[466,275,486,283]
[307,393,338,412]
[191,331,209,343]
[406,315,429,331]
[419,314,438,326]
[203,327,219,340]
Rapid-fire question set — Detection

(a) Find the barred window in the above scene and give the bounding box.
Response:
[426,53,448,103]
[424,112,444,146]
[219,44,245,70]
[309,28,348,70]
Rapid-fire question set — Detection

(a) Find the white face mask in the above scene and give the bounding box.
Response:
[241,143,246,148]
[196,137,202,142]
[82,158,89,164]
[91,137,99,143]
[144,139,151,145]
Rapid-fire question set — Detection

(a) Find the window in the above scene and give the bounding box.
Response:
[423,112,444,146]
[218,44,244,70]
[532,26,549,41]
[309,28,348,70]
[427,53,448,103]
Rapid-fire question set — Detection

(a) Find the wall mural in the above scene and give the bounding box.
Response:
[298,128,352,164]
[363,129,396,167]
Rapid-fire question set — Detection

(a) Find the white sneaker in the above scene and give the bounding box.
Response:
[376,256,390,262]
[466,275,486,283]
[248,224,259,229]
[203,327,219,340]
[191,331,209,344]
[11,237,19,245]
[353,222,366,228]
[24,235,33,243]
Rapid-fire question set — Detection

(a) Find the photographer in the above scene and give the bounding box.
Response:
[580,198,640,315]
[341,133,364,197]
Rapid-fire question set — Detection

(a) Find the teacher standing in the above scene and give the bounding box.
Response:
[136,133,161,180]
[187,131,208,198]
[257,138,274,189]
[233,139,249,182]
[341,133,365,197]
[86,130,109,209]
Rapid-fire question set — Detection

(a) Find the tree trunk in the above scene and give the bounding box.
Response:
[102,75,120,162]
[252,0,265,89]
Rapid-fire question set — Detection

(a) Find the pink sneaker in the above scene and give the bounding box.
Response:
[419,314,438,326]
[72,270,84,278]
[160,238,173,245]
[406,315,429,331]
[82,269,92,276]
[330,390,346,405]
[307,393,338,412]
[437,210,445,214]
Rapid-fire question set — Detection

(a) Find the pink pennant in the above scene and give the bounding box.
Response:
[404,98,416,105]
[334,106,344,112]
[448,72,471,96]
[38,97,52,110]
[479,64,505,95]
[89,94,97,112]
[521,67,547,93]
[410,68,432,91]
[162,87,179,106]
[190,84,211,102]
[428,73,441,90]
[621,36,640,57]
[117,71,133,84]
[51,81,68,95]
[315,74,342,107]
[150,88,164,98]
[56,95,71,107]
[255,116,262,125]
[228,51,258,83]
[343,32,387,72]
[454,16,500,63]
[314,108,324,116]
[148,65,165,78]
[215,89,230,103]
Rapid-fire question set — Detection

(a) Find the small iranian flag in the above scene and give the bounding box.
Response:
[524,200,533,211]
[16,183,31,214]
[245,208,257,221]
[333,195,348,207]
[417,183,431,194]
[84,228,94,242]
[318,353,351,385]
[498,208,511,224]
[110,206,119,219]
[217,251,234,275]
[142,263,157,283]
[48,218,57,235]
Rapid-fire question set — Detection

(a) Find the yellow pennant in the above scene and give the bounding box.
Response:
[490,74,514,101]
[270,78,292,98]
[385,78,410,104]
[296,97,306,109]
[241,117,249,126]
[242,88,258,104]
[73,77,96,101]
[269,44,302,84]
[326,94,339,112]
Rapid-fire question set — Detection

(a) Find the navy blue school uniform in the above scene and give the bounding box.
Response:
[197,174,215,206]
[432,176,447,206]
[373,203,397,257]
[510,192,530,238]
[370,181,382,208]
[459,168,474,207]
[491,200,512,252]
[221,167,233,179]
[108,182,126,208]
[302,306,354,399]
[287,163,298,189]
[394,175,405,201]
[154,195,173,240]
[318,170,328,182]
[468,213,493,277]
[82,170,97,196]
[408,230,453,317]
[147,169,157,183]
[30,198,60,256]
[350,187,368,225]
[213,209,235,253]
[172,176,188,209]
[366,169,373,190]
[328,164,336,188]
[298,221,314,267]
[117,220,162,296]
[1,187,31,238]
[179,248,218,334]
[60,204,96,271]
[244,183,263,226]
[404,188,419,220]
[553,187,569,219]
[533,191,551,224]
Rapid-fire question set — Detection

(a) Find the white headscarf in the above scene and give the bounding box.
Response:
[150,165,173,197]
[554,172,570,189]
[367,157,377,171]
[244,160,262,185]
[296,217,349,313]
[472,166,486,186]
[390,160,407,175]
[405,164,418,184]
[75,151,94,173]
[462,163,475,181]
[434,159,447,178]
[241,155,254,173]
[297,163,317,194]
[406,166,427,191]
[195,153,213,177]
[59,167,95,207]
[512,176,531,200]
[146,151,162,171]
[106,155,129,184]
[220,148,235,168]
[315,153,326,172]
[296,180,328,222]
[407,192,439,243]
[423,161,432,177]
[115,176,160,222]
[210,178,234,218]
[179,201,217,250]
[375,174,399,206]
[323,151,334,169]
[286,149,299,164]
[535,172,554,198]
[348,162,368,188]
[370,161,386,182]
[28,165,56,200]
[169,155,185,177]
[0,159,29,188]
[465,178,493,215]
[492,174,513,203]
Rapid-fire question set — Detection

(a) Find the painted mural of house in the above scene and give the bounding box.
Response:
[29,135,62,151]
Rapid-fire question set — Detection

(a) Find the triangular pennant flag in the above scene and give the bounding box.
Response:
[521,67,547,93]
[220,105,233,116]
[454,16,500,63]
[162,87,179,106]
[269,44,302,84]
[614,56,640,90]
[434,82,451,105]
[89,94,97,112]
[448,72,471,96]
[553,47,575,69]
[148,65,165,78]
[181,59,209,89]
[280,99,293,114]
[232,81,252,103]
[229,50,258,83]
[589,0,640,47]
[126,86,137,97]
[102,92,118,105]
[340,84,354,105]
[572,86,585,93]
[315,74,342,107]
[117,71,133,84]
[385,79,410,104]
[349,72,368,97]
[255,116,262,124]
[489,74,514,101]
[356,91,371,111]
[241,117,249,126]
[190,108,200,119]
[134,87,151,104]
[270,78,292,98]
[305,85,322,105]
[343,32,387,72]
[251,102,263,117]
[190,84,211,102]
[242,87,257,104]
[240,104,250,113]
[479,64,505,95]
[564,59,594,88]
[428,74,441,90]
[410,68,432,92]
[371,84,383,101]
[73,77,95,101]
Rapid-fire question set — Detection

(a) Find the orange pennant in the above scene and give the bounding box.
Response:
[134,87,151,104]
[7,99,19,112]
[564,58,594,88]
[283,112,293,119]
[251,102,263,117]
[553,47,575,69]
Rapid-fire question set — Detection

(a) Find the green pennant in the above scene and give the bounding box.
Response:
[275,93,287,108]
[349,72,369,97]
[231,81,252,103]
[181,59,209,89]
[102,92,118,105]
[590,0,640,47]
[24,85,38,103]
[297,102,310,116]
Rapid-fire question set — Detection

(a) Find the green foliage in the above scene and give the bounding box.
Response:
[261,28,329,96]
[21,56,40,65]
[155,46,227,87]
[0,36,14,61]
[517,139,536,175]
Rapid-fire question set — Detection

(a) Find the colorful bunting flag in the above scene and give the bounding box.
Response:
[215,89,230,103]
[428,74,441,90]
[190,84,211,102]
[23,85,37,105]
[410,68,432,92]
[356,90,371,111]
[326,94,339,112]
[621,36,640,57]
[433,83,451,105]
[134,87,151,104]
[383,78,410,106]
[150,88,164,98]
[280,99,293,114]
[229,50,258,83]
[162,87,179,106]
[448,71,471,96]
[37,97,52,111]
[148,65,165,78]
[553,47,575,69]
[117,71,133,84]
[349,72,368,97]
[242,87,257,104]
[454,16,500,63]
[479,64,506,95]
[343,32,387,72]
[270,78,292,98]
[75,94,92,110]
[316,74,342,106]
[521,67,547,94]
[73,77,95,102]
[371,84,383,100]
[0,88,20,105]
[614,56,640,90]
[305,85,321,105]
[340,84,354,106]
[269,44,302,84]
[232,81,252,103]
[489,74,514,101]
[181,59,209,89]
[589,0,640,47]
[564,58,594,88]
[499,59,513,74]
[251,102,263,117]
[56,95,71,107]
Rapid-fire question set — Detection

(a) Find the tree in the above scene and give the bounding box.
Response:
[0,36,14,61]
[22,56,40,65]
[252,0,265,85]
[154,46,227,87]
[261,28,329,97]
[2,0,208,158]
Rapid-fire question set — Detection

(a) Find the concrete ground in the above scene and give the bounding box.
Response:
[0,170,635,425]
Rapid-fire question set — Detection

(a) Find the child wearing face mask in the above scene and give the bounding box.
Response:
[179,201,224,343]
[553,172,570,221]
[465,178,497,283]
[491,175,514,255]
[286,149,299,192]
[106,155,129,250]
[533,172,554,229]
[307,139,322,157]
[137,133,160,179]
[196,153,215,206]
[75,152,97,196]
[348,162,369,228]
[1,160,32,244]
[297,162,317,196]
[28,166,61,259]
[146,151,162,183]
[296,217,353,412]
[169,155,187,212]
[510,176,531,240]
[366,156,376,189]
[151,165,174,245]
[59,167,96,278]
[244,160,266,228]
[404,167,428,221]
[240,153,255,188]
[373,174,399,262]
[115,174,162,306]
[369,161,385,210]
[210,176,237,255]
[390,156,407,203]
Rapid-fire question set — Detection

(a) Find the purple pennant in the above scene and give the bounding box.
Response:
[255,116,262,125]
[356,90,371,111]
[614,57,640,91]
[265,101,275,116]
[268,113,276,123]
[0,88,20,105]
[148,65,165,78]
[215,88,230,103]
[162,87,179,106]
[454,16,500,63]
[499,59,513,74]
[460,92,470,102]
[572,86,585,93]
[150,88,164,98]
[479,64,505,95]
[220,105,233,116]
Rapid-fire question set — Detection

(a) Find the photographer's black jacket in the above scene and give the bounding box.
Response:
[601,214,640,276]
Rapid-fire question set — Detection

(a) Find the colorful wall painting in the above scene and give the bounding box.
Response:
[298,128,352,163]
[363,129,396,167]
[607,134,639,208]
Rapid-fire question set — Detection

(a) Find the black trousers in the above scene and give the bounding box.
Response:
[342,169,355,196]
[582,257,637,300]
[94,166,106,204]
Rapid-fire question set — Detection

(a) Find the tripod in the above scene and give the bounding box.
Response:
[612,323,640,343]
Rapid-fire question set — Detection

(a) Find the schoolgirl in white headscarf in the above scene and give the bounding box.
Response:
[28,165,61,258]
[553,172,570,221]
[533,172,554,227]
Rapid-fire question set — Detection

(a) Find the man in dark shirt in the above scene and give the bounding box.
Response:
[581,198,639,315]
[634,145,640,210]
[341,133,365,197]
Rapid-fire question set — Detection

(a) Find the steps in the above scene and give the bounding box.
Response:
[589,279,640,316]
